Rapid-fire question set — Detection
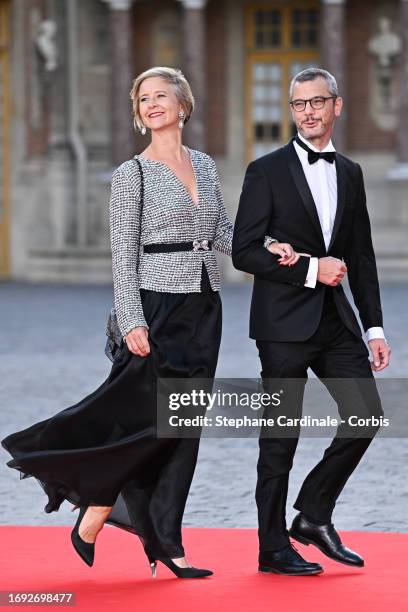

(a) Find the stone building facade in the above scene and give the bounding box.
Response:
[0,0,407,283]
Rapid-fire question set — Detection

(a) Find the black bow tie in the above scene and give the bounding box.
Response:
[295,136,336,165]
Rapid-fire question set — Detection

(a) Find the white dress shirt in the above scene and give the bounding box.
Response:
[294,132,385,342]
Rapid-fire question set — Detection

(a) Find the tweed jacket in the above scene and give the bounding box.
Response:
[109,147,235,336]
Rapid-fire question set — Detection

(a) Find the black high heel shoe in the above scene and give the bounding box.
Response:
[71,507,95,567]
[148,556,213,579]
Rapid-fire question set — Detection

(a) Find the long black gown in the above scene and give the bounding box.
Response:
[1,264,222,560]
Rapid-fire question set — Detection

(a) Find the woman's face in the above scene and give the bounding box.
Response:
[138,77,183,132]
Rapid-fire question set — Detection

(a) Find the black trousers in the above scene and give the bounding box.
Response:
[255,289,384,552]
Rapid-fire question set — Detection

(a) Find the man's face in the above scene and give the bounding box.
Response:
[290,76,343,141]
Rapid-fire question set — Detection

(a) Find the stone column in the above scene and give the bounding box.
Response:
[102,0,135,166]
[389,0,408,179]
[177,0,207,151]
[320,0,347,152]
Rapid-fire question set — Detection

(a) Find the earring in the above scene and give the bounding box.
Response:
[178,110,185,129]
[134,117,146,135]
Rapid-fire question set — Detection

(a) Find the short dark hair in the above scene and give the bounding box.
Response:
[289,68,338,99]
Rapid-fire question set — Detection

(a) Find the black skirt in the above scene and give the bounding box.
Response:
[1,264,222,559]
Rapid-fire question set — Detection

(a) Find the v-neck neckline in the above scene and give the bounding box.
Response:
[137,146,200,207]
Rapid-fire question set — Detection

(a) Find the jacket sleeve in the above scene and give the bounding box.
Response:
[208,157,234,256]
[232,160,310,286]
[209,157,285,258]
[109,163,148,335]
[343,164,383,331]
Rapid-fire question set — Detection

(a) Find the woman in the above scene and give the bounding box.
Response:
[1,67,299,579]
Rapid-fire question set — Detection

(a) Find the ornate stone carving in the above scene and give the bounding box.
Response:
[35,20,58,72]
[368,16,401,130]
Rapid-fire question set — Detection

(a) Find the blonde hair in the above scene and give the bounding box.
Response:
[130,67,195,132]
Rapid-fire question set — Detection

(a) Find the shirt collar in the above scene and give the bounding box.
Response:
[296,131,336,153]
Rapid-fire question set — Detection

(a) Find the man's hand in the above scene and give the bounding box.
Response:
[317,256,347,286]
[368,338,391,372]
[124,326,150,357]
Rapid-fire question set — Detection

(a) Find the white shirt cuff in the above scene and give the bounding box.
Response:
[304,257,318,289]
[366,327,386,342]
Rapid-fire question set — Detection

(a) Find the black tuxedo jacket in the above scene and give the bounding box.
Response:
[232,139,383,342]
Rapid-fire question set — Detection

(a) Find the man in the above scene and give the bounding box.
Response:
[232,68,391,576]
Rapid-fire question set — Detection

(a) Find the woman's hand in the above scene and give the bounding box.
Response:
[267,242,311,266]
[124,326,150,357]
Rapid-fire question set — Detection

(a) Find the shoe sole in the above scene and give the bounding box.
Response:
[258,565,323,576]
[176,574,213,579]
[289,530,364,567]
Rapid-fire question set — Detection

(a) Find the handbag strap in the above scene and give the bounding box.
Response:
[132,156,144,272]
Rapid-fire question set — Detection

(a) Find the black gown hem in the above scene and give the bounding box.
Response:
[1,264,221,559]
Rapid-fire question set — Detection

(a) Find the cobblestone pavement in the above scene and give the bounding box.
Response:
[0,280,407,533]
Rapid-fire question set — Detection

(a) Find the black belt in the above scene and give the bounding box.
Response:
[144,240,212,254]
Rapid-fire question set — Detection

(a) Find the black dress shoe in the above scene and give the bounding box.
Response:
[289,513,364,567]
[258,543,323,576]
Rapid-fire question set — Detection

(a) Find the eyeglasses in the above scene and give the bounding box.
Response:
[289,96,337,112]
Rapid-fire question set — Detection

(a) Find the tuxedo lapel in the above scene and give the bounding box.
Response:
[286,143,326,251]
[328,154,346,251]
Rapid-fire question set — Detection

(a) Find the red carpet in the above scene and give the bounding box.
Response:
[0,527,406,611]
